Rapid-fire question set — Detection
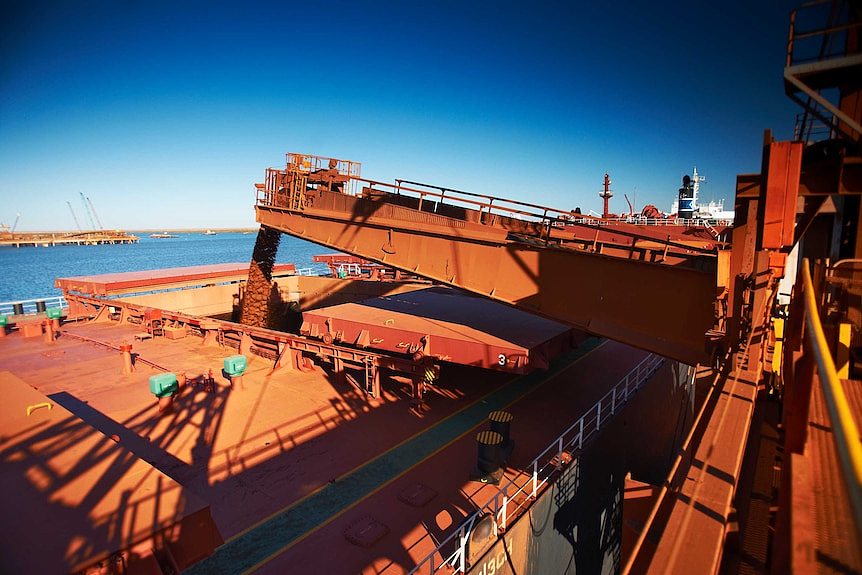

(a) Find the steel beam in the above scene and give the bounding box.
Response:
[761,141,803,250]
[784,70,862,140]
[256,203,716,365]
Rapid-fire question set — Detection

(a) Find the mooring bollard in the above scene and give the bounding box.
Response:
[489,410,514,448]
[476,430,504,476]
[46,307,62,332]
[120,343,134,375]
[42,319,55,343]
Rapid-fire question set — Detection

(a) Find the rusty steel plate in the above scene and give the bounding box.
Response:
[301,287,574,373]
[55,262,296,295]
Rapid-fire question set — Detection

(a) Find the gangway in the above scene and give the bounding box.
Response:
[253,154,721,365]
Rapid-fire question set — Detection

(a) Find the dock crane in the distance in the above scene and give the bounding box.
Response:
[66,201,82,231]
[79,192,104,230]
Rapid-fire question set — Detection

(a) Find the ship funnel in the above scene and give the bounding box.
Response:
[678,175,694,219]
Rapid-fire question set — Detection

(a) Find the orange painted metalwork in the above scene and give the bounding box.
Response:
[55,262,296,295]
[120,342,134,374]
[0,372,222,573]
[300,286,574,373]
[63,291,435,399]
[761,140,803,250]
[254,162,719,365]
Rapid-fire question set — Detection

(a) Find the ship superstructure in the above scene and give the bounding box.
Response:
[670,167,735,220]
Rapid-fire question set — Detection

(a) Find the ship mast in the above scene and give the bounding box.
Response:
[599,172,613,218]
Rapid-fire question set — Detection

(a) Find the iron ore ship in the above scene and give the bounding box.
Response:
[2,2,862,574]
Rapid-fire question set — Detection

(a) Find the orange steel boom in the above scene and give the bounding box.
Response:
[254,154,720,365]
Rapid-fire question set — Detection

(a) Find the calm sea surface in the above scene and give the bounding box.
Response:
[0,232,336,302]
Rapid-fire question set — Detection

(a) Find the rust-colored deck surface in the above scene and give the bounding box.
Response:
[791,376,862,572]
[0,316,650,574]
[0,371,221,573]
[0,320,518,570]
[639,367,760,574]
[189,339,648,574]
[55,262,296,295]
[301,286,574,372]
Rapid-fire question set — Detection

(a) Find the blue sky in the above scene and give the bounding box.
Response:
[1,1,799,231]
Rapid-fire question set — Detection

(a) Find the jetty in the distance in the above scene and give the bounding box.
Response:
[0,229,139,247]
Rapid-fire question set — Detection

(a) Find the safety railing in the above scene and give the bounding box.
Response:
[409,352,665,574]
[257,169,720,258]
[793,110,837,142]
[801,257,862,538]
[784,1,862,143]
[260,170,573,230]
[286,152,361,180]
[786,1,861,66]
[286,153,363,196]
[292,264,330,277]
[0,295,67,317]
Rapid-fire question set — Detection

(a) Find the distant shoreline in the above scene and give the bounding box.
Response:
[8,227,260,235]
[131,227,259,233]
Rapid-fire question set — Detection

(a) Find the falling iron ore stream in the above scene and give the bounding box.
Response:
[240,226,281,328]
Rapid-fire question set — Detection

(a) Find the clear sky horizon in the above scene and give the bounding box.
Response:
[2,1,799,231]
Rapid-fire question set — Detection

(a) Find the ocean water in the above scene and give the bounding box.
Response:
[0,232,336,302]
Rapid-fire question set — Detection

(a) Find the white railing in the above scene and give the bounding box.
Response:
[410,353,665,575]
[0,295,68,317]
[339,263,362,275]
[293,264,330,277]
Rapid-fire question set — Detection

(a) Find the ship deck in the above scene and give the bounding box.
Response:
[248,338,649,575]
[0,317,650,573]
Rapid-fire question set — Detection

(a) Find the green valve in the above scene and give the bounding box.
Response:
[149,373,179,398]
[46,308,63,320]
[223,355,247,377]
[0,315,7,327]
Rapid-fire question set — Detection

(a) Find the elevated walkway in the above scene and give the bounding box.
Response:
[255,156,720,365]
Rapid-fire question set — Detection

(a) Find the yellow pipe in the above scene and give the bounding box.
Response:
[802,258,862,533]
[838,322,852,379]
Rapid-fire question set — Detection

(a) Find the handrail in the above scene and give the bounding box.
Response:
[830,258,862,271]
[786,2,862,66]
[394,178,569,215]
[409,353,665,574]
[801,258,862,538]
[258,171,722,256]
